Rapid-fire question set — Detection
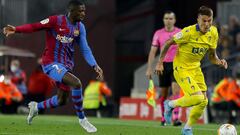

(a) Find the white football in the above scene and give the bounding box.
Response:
[218,124,237,135]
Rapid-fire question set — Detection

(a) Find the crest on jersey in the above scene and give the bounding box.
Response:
[175,32,183,39]
[40,18,49,24]
[74,29,80,36]
[208,36,212,42]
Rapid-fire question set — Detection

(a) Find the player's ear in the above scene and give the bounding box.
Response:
[173,18,176,24]
[197,16,200,23]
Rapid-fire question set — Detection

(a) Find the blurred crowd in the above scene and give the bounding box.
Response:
[215,15,240,58]
[0,58,114,117]
[208,15,240,124]
[0,59,54,114]
[210,68,240,124]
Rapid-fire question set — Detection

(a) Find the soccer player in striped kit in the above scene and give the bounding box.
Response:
[3,0,103,133]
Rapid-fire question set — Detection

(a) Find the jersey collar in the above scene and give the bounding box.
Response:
[65,14,79,26]
[196,24,200,31]
[196,24,210,33]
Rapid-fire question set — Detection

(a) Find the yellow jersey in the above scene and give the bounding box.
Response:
[173,24,218,69]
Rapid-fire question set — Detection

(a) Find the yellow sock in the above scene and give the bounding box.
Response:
[173,94,204,107]
[186,98,208,126]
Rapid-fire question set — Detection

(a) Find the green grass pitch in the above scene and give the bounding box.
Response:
[0,115,239,135]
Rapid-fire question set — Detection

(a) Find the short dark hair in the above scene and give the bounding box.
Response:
[68,0,85,10]
[198,6,213,17]
[164,10,175,15]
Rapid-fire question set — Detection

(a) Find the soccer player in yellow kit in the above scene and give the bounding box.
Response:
[155,6,228,135]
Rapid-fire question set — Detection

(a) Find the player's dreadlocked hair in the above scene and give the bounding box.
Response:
[198,6,213,17]
[68,0,85,10]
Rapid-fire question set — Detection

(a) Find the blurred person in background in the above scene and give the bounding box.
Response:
[228,15,240,44]
[0,66,5,74]
[232,55,240,76]
[3,0,103,133]
[83,80,113,118]
[27,58,54,114]
[10,59,27,100]
[217,36,232,59]
[155,6,227,135]
[211,69,240,124]
[219,25,229,37]
[146,10,182,126]
[0,75,23,113]
[234,32,240,52]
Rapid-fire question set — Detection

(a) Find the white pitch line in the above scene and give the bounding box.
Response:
[92,120,217,131]
[53,118,217,131]
[0,133,55,135]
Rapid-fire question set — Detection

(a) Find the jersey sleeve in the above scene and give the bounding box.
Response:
[151,31,160,47]
[173,26,191,44]
[78,22,97,67]
[100,82,112,96]
[210,27,219,49]
[15,16,57,33]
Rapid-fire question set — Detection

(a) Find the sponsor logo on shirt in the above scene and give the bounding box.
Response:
[56,34,74,43]
[40,18,49,24]
[192,47,208,54]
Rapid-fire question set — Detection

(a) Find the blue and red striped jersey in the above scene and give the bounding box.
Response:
[15,15,97,70]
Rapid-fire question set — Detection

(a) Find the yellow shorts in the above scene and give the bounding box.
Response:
[173,67,207,96]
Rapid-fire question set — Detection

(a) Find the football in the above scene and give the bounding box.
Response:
[218,124,237,135]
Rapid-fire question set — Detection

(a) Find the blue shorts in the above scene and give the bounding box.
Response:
[42,62,69,82]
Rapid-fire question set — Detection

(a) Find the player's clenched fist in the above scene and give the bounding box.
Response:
[218,59,228,69]
[3,25,16,37]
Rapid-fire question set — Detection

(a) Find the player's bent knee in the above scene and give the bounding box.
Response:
[189,98,208,119]
[196,98,208,111]
[73,79,82,89]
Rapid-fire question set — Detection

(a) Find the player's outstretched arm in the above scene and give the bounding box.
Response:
[3,17,56,35]
[208,48,228,69]
[3,25,16,37]
[155,37,175,75]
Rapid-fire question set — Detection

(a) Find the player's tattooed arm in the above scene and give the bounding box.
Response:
[208,48,228,69]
